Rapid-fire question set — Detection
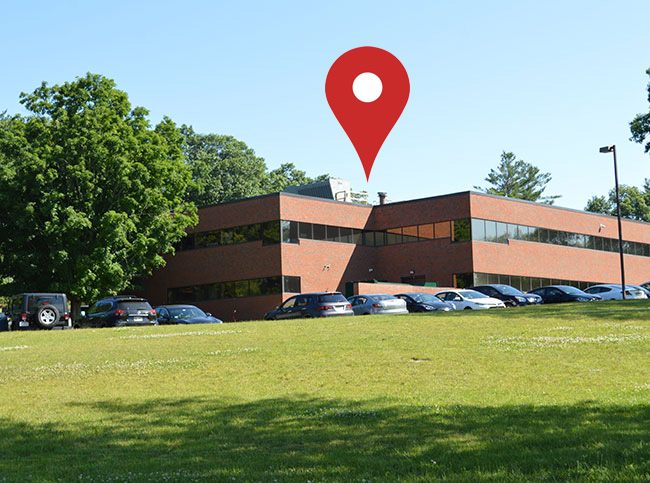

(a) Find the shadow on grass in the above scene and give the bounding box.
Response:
[1,398,649,481]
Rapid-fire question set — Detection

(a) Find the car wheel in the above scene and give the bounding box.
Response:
[464,307,472,310]
[36,305,60,329]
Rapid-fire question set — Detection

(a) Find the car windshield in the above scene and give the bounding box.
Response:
[459,290,488,299]
[169,306,206,319]
[494,285,523,295]
[557,286,585,295]
[370,294,396,301]
[411,293,440,303]
[318,294,347,303]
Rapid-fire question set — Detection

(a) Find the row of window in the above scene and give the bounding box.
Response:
[175,221,286,250]
[175,219,471,251]
[167,276,301,303]
[455,272,603,292]
[471,218,650,257]
[173,216,649,257]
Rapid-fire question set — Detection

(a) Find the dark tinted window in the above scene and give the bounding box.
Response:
[340,227,352,243]
[262,276,282,295]
[283,276,301,293]
[326,225,340,243]
[262,221,281,245]
[298,222,313,239]
[117,300,152,312]
[453,219,471,242]
[318,294,347,303]
[313,224,326,241]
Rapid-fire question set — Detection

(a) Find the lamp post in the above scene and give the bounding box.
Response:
[599,145,626,299]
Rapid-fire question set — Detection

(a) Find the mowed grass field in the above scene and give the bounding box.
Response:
[1,301,650,482]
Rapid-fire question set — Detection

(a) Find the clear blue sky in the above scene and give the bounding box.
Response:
[2,0,649,209]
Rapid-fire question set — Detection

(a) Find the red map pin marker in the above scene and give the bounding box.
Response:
[326,46,410,181]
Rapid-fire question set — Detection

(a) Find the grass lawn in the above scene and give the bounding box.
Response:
[1,300,650,481]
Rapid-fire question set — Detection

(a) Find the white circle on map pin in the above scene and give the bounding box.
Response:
[352,72,383,103]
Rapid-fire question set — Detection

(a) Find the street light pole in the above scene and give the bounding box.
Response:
[600,145,626,299]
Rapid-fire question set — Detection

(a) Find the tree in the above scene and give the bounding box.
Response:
[0,74,197,315]
[475,151,560,203]
[182,126,268,206]
[585,182,650,222]
[264,163,329,193]
[182,126,328,206]
[630,67,650,154]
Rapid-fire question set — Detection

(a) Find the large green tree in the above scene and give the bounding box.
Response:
[475,151,560,204]
[264,162,329,193]
[585,181,650,222]
[182,126,328,206]
[630,67,650,154]
[0,74,197,314]
[182,126,268,206]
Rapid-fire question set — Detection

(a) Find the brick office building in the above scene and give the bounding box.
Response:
[139,190,650,321]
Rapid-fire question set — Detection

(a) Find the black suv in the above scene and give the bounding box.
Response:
[77,296,157,328]
[264,292,354,320]
[6,293,71,330]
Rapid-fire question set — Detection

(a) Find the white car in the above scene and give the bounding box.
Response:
[435,289,506,310]
[584,284,647,300]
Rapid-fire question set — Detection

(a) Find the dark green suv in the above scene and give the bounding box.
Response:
[6,293,71,330]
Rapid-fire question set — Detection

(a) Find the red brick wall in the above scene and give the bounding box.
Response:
[189,194,281,232]
[368,192,471,229]
[469,193,650,284]
[375,239,473,288]
[354,282,452,296]
[279,193,371,227]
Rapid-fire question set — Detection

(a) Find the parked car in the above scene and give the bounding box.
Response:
[395,292,454,312]
[0,310,8,331]
[155,305,223,324]
[584,284,647,300]
[347,293,409,315]
[264,292,353,320]
[5,293,71,330]
[629,284,650,298]
[470,284,542,307]
[528,285,601,304]
[76,295,157,328]
[435,289,506,310]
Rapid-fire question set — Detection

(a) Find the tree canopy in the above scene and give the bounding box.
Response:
[182,126,328,206]
[475,151,560,204]
[585,181,650,222]
[630,67,650,154]
[0,74,197,309]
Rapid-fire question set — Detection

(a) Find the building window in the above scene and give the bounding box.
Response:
[281,221,299,244]
[326,225,340,243]
[454,273,473,288]
[452,219,471,242]
[313,223,327,241]
[262,221,281,245]
[283,276,301,293]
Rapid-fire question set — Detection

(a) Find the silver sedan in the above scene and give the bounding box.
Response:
[348,294,409,315]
